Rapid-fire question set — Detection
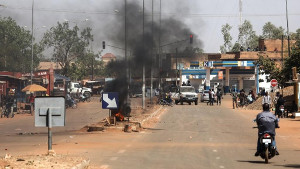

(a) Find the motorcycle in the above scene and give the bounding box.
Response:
[253,119,279,164]
[0,102,14,118]
[79,92,91,102]
[66,97,77,109]
[158,98,174,106]
[258,133,276,164]
[276,105,286,118]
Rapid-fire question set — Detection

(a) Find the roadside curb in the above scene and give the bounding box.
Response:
[71,159,90,169]
[140,106,164,126]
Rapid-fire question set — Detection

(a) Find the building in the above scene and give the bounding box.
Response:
[168,39,295,94]
[102,53,116,65]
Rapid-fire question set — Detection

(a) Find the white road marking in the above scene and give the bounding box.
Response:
[100,165,109,169]
[213,149,218,152]
[118,149,126,154]
[219,166,225,168]
[110,157,118,161]
[14,128,21,131]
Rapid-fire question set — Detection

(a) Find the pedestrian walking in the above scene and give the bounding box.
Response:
[207,89,211,106]
[231,89,238,109]
[28,93,35,115]
[216,89,222,105]
[210,89,215,106]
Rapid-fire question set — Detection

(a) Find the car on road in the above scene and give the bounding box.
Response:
[200,90,210,102]
[173,86,198,105]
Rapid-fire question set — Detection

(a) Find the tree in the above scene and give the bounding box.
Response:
[0,17,42,72]
[281,35,300,82]
[262,22,285,39]
[219,23,233,53]
[253,55,282,84]
[238,20,258,50]
[41,22,93,77]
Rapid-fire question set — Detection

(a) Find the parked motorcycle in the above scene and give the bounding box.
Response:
[66,97,77,109]
[158,98,174,106]
[1,102,14,118]
[79,92,91,102]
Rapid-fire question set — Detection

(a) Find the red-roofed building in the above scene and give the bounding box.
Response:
[101,53,116,65]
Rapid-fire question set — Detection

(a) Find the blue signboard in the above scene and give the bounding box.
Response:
[102,92,119,109]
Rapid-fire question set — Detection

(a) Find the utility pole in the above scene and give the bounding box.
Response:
[176,48,178,86]
[239,0,243,26]
[150,0,154,104]
[31,0,34,84]
[285,0,291,60]
[158,0,162,90]
[142,0,145,109]
[125,0,129,104]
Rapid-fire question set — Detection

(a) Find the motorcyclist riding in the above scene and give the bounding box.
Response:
[255,103,280,156]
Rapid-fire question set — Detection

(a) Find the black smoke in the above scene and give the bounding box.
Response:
[105,1,202,107]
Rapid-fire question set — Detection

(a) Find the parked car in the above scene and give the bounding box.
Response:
[200,90,210,102]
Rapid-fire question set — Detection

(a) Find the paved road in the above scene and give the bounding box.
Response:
[1,97,300,169]
[80,101,300,169]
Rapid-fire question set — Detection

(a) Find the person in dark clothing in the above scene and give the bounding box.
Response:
[276,95,285,117]
[207,89,212,106]
[187,80,191,86]
[216,89,222,105]
[210,89,215,106]
[255,103,280,156]
[231,89,238,109]
[239,89,246,107]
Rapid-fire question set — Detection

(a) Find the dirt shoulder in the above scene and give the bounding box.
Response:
[222,94,300,150]
[0,100,164,169]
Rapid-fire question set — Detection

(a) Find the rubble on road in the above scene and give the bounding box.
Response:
[81,104,163,133]
[246,86,294,110]
[0,154,89,169]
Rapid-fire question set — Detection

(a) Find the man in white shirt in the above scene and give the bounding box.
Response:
[262,92,272,106]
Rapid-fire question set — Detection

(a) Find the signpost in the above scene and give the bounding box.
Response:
[102,92,119,109]
[35,97,65,153]
[271,79,278,87]
[102,92,119,125]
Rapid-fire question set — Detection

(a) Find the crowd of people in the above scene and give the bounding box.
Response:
[230,89,256,109]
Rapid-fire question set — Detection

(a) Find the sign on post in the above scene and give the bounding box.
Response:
[102,92,119,109]
[35,97,65,152]
[270,79,278,87]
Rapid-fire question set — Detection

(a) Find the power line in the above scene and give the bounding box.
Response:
[4,6,300,18]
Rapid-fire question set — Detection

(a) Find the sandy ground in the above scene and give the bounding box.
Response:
[221,94,300,150]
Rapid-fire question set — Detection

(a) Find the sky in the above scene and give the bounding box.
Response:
[0,0,300,57]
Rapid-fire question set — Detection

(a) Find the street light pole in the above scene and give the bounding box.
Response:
[31,0,34,85]
[150,0,154,104]
[142,0,145,109]
[285,0,291,60]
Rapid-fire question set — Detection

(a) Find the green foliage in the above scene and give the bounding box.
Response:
[253,55,282,84]
[231,42,241,52]
[262,22,285,39]
[0,17,42,72]
[41,22,93,77]
[238,20,258,49]
[282,44,300,81]
[220,23,232,53]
